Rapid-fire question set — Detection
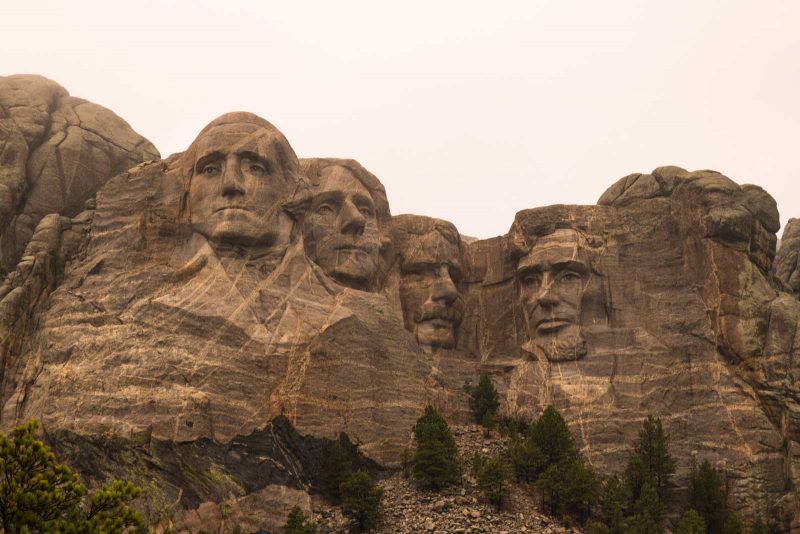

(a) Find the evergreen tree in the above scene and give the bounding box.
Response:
[469,373,500,428]
[722,514,744,534]
[508,435,546,483]
[676,509,707,534]
[600,475,625,534]
[282,505,318,534]
[411,405,459,489]
[474,453,511,510]
[528,405,579,469]
[322,441,352,502]
[564,459,600,525]
[688,459,727,534]
[0,419,142,533]
[625,482,662,534]
[339,470,383,532]
[538,463,564,516]
[750,518,769,534]
[623,416,675,508]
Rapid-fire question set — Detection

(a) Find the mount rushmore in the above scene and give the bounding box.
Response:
[2,74,800,531]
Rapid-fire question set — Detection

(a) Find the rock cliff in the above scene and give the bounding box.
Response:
[1,79,799,531]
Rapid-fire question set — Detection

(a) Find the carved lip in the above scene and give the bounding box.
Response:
[335,244,369,254]
[213,206,252,214]
[420,317,454,329]
[535,318,572,332]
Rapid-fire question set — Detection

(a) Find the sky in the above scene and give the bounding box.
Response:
[3,0,799,239]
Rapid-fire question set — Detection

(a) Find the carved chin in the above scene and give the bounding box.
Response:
[415,321,456,350]
[533,325,587,362]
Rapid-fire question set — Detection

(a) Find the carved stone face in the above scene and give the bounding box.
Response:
[517,229,591,361]
[187,122,293,248]
[301,166,381,290]
[398,229,465,351]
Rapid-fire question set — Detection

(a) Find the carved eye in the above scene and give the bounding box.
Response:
[316,204,334,215]
[559,271,582,284]
[201,164,220,176]
[520,273,541,287]
[249,163,266,175]
[358,205,373,218]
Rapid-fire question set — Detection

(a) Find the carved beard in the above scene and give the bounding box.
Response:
[532,324,587,362]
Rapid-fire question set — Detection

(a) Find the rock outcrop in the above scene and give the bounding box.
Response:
[1,79,799,531]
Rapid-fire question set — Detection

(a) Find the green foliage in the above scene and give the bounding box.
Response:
[528,405,579,469]
[538,463,564,516]
[676,509,707,534]
[473,453,511,510]
[0,419,142,534]
[722,514,744,534]
[282,505,317,534]
[469,373,500,428]
[599,475,625,534]
[623,415,675,508]
[750,518,769,534]
[339,470,383,532]
[563,459,600,525]
[626,482,662,534]
[411,405,459,490]
[688,460,727,534]
[508,435,546,483]
[322,441,353,502]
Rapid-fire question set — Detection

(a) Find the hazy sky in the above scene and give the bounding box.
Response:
[3,0,798,238]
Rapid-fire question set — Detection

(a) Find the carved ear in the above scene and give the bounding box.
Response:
[282,194,311,221]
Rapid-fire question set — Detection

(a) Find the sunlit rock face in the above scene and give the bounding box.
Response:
[2,80,800,531]
[0,74,158,276]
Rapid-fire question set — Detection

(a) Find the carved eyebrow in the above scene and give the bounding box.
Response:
[517,260,588,275]
[237,151,274,173]
[312,190,345,205]
[351,192,375,209]
[194,151,224,173]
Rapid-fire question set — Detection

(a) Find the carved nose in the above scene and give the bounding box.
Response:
[221,161,245,197]
[340,201,366,236]
[432,266,458,304]
[535,274,559,306]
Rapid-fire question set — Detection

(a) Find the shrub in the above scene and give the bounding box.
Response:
[411,405,459,489]
[0,419,142,533]
[676,509,707,534]
[322,441,352,502]
[469,373,500,428]
[474,453,511,509]
[282,505,317,534]
[340,470,383,532]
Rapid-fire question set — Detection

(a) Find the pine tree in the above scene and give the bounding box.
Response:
[0,419,142,533]
[508,435,546,483]
[750,518,769,534]
[623,416,675,508]
[688,459,727,534]
[469,373,500,428]
[474,453,511,510]
[600,475,625,534]
[339,470,383,532]
[626,482,662,534]
[322,441,353,502]
[528,405,579,469]
[564,459,600,525]
[283,505,318,534]
[723,514,744,534]
[538,463,564,516]
[411,405,459,489]
[676,509,707,534]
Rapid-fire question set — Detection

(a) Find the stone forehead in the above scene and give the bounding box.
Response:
[301,158,391,224]
[392,215,464,269]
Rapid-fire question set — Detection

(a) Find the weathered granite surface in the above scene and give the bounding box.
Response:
[1,79,800,531]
